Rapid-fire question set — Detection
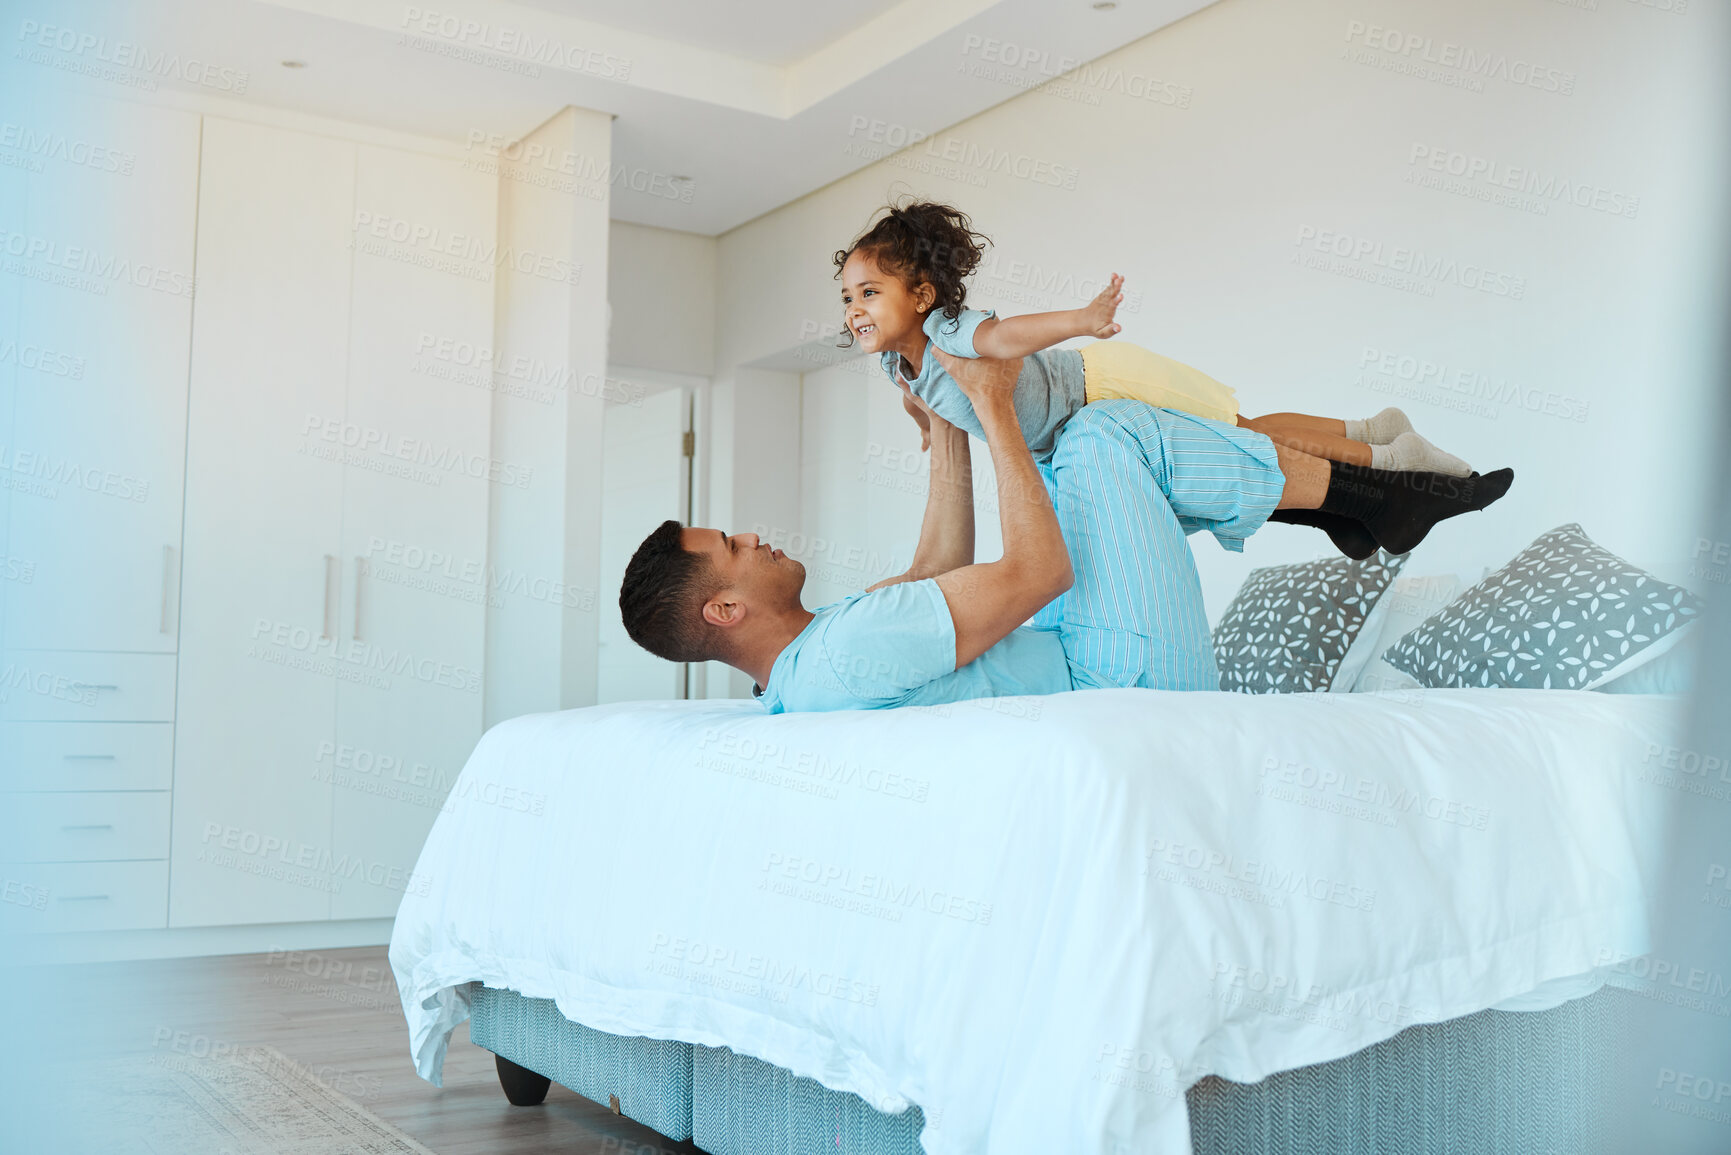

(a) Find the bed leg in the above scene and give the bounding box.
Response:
[493,1052,552,1106]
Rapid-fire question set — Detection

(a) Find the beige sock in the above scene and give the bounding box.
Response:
[1369,431,1472,476]
[1344,407,1414,445]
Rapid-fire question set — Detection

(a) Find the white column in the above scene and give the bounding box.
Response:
[484,106,612,725]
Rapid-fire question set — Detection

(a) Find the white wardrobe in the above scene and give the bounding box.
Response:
[171,118,495,925]
[0,95,199,934]
[1,97,499,935]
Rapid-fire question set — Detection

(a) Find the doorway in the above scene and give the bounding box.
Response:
[596,367,699,702]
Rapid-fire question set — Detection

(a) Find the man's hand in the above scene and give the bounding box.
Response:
[931,349,1024,410]
[901,385,934,452]
[1078,273,1124,339]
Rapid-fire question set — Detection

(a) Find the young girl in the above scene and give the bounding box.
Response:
[833,201,1472,479]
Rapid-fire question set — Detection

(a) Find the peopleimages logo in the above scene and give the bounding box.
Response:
[462,132,692,203]
[0,339,85,380]
[1293,225,1526,300]
[0,228,195,297]
[0,443,150,502]
[198,822,433,897]
[1406,144,1639,219]
[248,617,483,695]
[1356,346,1590,423]
[351,211,581,285]
[398,7,631,81]
[15,20,251,93]
[300,414,534,489]
[957,35,1193,108]
[0,121,135,174]
[1342,20,1575,96]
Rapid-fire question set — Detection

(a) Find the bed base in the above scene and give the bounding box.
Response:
[469,982,1631,1154]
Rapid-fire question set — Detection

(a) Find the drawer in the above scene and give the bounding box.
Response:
[0,651,177,721]
[0,861,168,933]
[0,792,171,863]
[0,722,174,791]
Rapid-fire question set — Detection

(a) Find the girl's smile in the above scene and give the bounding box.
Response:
[840,250,933,359]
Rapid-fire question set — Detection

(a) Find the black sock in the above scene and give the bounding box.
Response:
[1267,509,1379,561]
[1321,464,1515,555]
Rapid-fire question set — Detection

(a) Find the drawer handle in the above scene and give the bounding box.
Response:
[57,894,111,902]
[60,824,115,832]
[63,754,118,761]
[323,555,339,641]
[69,683,119,692]
[353,555,368,641]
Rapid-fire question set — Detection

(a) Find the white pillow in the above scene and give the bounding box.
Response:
[1342,573,1465,693]
[1593,624,1698,695]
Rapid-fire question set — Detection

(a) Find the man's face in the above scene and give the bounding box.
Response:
[680,528,806,618]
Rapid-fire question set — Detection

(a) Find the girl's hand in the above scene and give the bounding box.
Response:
[901,385,934,452]
[1079,273,1124,339]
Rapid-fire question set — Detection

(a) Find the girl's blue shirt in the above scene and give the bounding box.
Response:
[879,307,1088,462]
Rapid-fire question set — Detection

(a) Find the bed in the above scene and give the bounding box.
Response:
[389,688,1678,1154]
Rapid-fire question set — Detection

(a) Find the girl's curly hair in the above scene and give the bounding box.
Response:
[832,201,991,347]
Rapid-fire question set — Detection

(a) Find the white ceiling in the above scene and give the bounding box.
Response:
[35,0,1220,235]
[506,0,881,66]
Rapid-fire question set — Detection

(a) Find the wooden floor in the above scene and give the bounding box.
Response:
[13,944,707,1155]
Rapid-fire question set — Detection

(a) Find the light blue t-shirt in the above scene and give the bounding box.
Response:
[880,308,1088,462]
[756,578,1072,713]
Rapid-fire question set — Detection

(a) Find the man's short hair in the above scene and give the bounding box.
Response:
[619,519,723,664]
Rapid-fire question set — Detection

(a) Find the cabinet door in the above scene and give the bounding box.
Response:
[3,94,198,653]
[328,145,495,919]
[0,110,22,651]
[170,119,355,927]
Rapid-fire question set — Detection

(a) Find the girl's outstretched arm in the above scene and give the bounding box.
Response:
[971,273,1124,358]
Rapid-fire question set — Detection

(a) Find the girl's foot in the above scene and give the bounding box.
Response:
[1369,431,1472,477]
[1343,407,1413,445]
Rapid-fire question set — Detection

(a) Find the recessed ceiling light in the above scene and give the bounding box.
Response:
[671,175,694,183]
[281,60,308,69]
[1092,1,1117,9]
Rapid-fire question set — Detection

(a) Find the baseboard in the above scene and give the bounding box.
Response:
[5,917,396,965]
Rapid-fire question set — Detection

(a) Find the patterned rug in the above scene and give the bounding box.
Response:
[54,1044,434,1154]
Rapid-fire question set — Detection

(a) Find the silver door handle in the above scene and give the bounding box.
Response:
[62,754,117,761]
[58,894,111,902]
[70,683,118,691]
[322,555,338,640]
[353,556,368,641]
[159,544,177,634]
[60,824,115,832]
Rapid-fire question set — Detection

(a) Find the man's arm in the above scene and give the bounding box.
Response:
[866,394,975,591]
[970,273,1124,358]
[931,351,1073,668]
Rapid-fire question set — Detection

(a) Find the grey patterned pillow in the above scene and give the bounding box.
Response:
[1384,523,1702,690]
[1213,551,1407,694]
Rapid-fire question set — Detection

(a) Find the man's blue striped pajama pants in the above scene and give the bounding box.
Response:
[1028,402,1286,692]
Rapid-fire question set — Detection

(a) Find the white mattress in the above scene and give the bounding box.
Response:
[389,688,1679,1154]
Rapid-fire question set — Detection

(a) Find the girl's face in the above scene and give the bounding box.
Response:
[840,250,934,355]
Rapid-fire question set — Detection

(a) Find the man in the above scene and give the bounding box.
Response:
[619,353,1511,712]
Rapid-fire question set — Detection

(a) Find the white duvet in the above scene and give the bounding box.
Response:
[389,688,1680,1154]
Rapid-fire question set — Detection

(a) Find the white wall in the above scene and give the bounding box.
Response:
[715,366,802,697]
[715,0,1729,621]
[608,221,717,377]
